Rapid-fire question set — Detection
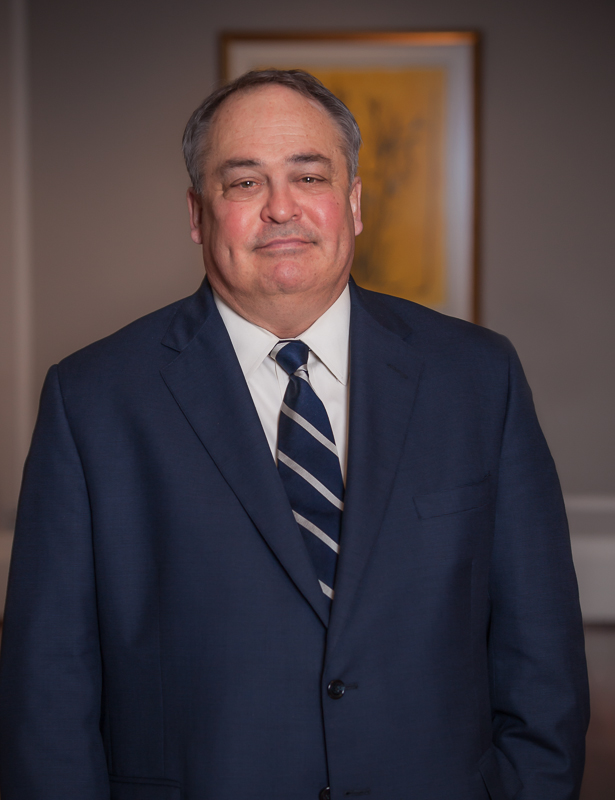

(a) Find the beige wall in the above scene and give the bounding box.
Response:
[1,0,20,530]
[2,0,615,531]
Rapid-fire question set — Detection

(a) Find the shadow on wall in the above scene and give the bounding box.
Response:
[580,626,615,800]
[0,531,11,615]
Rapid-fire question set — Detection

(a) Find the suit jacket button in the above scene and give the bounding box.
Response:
[319,788,331,800]
[327,679,346,699]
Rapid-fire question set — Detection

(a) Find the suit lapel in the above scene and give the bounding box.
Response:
[327,283,424,652]
[160,280,330,627]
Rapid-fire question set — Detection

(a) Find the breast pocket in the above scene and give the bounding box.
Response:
[110,777,181,800]
[413,475,491,520]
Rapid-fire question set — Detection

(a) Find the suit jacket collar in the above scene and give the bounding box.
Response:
[160,278,331,627]
[159,278,424,638]
[326,280,424,652]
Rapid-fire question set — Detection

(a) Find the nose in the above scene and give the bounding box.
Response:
[260,179,301,224]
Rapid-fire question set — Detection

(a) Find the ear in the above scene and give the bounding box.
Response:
[187,188,204,245]
[349,177,363,236]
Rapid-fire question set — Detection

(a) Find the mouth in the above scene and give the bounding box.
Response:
[255,238,314,251]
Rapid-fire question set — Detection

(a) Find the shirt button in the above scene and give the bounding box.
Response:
[319,788,331,800]
[327,679,346,699]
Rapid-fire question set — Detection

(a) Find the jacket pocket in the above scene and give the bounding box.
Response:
[110,776,181,800]
[413,476,490,520]
[477,746,522,799]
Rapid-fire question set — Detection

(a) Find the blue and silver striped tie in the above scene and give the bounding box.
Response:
[272,340,344,602]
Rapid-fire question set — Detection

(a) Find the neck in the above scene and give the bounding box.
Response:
[213,283,348,338]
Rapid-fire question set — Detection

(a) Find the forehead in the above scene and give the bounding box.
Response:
[206,84,345,165]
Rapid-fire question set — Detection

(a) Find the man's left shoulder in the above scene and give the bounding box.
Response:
[351,282,515,366]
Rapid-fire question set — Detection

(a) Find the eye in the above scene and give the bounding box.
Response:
[238,180,258,189]
[301,176,322,184]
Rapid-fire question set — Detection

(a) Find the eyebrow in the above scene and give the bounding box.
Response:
[218,158,263,176]
[218,152,333,177]
[287,153,333,168]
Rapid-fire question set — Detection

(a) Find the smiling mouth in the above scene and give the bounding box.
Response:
[255,237,314,250]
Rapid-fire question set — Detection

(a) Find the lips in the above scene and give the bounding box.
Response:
[257,238,312,248]
[251,222,318,251]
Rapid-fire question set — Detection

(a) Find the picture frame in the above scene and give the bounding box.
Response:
[221,31,480,322]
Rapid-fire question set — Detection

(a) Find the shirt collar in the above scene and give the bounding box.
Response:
[213,284,350,386]
[298,286,350,385]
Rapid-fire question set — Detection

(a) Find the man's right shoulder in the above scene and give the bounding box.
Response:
[53,283,210,395]
[58,300,178,367]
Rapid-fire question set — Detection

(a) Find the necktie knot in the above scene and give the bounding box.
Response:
[271,340,310,378]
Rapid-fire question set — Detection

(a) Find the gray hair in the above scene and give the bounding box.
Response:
[182,69,362,195]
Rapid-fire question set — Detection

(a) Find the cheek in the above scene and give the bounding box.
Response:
[307,196,349,239]
[210,204,256,252]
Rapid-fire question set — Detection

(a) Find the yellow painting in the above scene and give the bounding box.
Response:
[256,66,448,306]
[309,69,447,306]
[226,32,478,320]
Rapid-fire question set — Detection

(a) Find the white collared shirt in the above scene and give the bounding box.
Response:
[213,286,350,481]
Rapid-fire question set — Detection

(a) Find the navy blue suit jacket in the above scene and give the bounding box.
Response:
[0,279,589,800]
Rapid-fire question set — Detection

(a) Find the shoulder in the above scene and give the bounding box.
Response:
[52,287,207,406]
[351,282,515,367]
[57,298,181,375]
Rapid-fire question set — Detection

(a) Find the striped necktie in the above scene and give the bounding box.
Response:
[272,340,344,602]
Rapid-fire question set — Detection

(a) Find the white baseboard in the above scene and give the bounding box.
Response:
[566,495,615,624]
[570,534,615,624]
[1,497,614,622]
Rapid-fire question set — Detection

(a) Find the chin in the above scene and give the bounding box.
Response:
[267,263,318,295]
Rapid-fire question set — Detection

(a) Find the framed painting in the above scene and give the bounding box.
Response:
[222,31,480,321]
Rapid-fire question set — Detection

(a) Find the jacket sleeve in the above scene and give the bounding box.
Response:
[488,344,590,800]
[0,366,110,799]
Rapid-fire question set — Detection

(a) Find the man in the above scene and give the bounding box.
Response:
[0,70,588,800]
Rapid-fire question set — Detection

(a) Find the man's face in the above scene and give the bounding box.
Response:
[188,85,362,324]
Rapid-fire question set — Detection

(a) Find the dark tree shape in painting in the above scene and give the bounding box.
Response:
[351,96,427,289]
